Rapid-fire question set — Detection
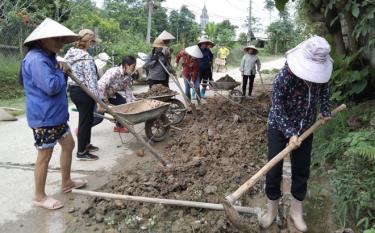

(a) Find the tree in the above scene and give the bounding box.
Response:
[204,22,217,41]
[237,32,248,46]
[168,5,199,46]
[215,20,237,47]
[275,0,375,101]
[266,6,301,54]
[264,0,275,24]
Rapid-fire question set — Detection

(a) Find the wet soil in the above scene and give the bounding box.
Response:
[216,74,236,82]
[71,96,272,233]
[135,84,177,99]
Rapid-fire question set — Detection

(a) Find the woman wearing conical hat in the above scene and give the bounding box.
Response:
[240,45,261,98]
[144,38,170,88]
[175,45,203,101]
[197,37,215,99]
[21,18,86,210]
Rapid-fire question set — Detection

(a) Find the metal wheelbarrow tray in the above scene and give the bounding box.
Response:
[110,99,170,124]
[211,81,241,90]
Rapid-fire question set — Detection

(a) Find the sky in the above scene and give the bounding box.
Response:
[95,0,280,36]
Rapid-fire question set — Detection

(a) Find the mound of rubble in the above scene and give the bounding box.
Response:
[74,96,273,233]
[135,84,177,99]
[216,74,236,82]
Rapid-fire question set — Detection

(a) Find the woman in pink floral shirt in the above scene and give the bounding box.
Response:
[98,56,136,133]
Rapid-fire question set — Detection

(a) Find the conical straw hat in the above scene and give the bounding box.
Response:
[152,38,167,48]
[24,18,79,46]
[197,37,215,46]
[185,45,203,58]
[156,30,176,40]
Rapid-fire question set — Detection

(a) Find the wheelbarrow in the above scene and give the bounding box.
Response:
[109,99,171,142]
[210,81,243,104]
[144,93,186,125]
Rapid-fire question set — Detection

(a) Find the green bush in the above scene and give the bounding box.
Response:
[0,54,23,100]
[313,102,375,230]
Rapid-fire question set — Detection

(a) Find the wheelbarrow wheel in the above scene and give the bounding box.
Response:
[145,114,170,142]
[165,99,186,125]
[229,90,243,104]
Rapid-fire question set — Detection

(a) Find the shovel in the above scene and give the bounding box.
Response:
[157,59,199,117]
[222,104,347,232]
[67,71,169,167]
[72,189,260,215]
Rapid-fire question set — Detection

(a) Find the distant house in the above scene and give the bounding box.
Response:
[200,3,209,30]
[253,32,268,48]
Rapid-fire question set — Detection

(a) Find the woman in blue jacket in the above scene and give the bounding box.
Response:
[21,18,86,210]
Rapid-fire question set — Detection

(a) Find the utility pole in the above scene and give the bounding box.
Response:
[146,0,154,44]
[248,0,252,43]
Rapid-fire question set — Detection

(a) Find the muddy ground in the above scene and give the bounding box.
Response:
[65,94,274,233]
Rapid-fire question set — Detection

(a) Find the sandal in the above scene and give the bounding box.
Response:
[62,179,87,193]
[33,196,64,210]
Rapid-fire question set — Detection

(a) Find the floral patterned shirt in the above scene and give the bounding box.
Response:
[64,47,102,99]
[176,49,199,82]
[98,66,135,103]
[268,64,331,138]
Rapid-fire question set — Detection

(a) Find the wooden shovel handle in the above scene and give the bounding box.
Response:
[67,72,168,166]
[225,104,346,204]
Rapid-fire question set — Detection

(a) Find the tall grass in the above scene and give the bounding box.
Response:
[312,101,375,231]
[0,54,23,100]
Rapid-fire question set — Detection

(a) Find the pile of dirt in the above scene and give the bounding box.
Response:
[112,99,168,114]
[135,84,177,99]
[216,74,236,83]
[74,96,272,233]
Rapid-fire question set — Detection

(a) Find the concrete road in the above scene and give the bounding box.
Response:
[0,59,283,233]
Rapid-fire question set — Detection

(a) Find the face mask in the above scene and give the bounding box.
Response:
[87,47,95,55]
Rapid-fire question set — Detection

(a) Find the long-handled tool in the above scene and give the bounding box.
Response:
[222,104,347,232]
[158,60,199,116]
[257,72,267,93]
[72,189,260,215]
[68,72,169,167]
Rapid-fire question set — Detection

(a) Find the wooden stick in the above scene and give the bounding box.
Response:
[226,104,347,204]
[72,189,260,215]
[257,72,267,93]
[157,60,198,117]
[68,72,169,166]
[0,107,23,112]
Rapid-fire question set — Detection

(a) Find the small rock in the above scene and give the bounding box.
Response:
[114,200,124,209]
[204,185,217,194]
[85,222,91,227]
[198,167,207,176]
[95,213,104,223]
[68,207,76,213]
[136,149,145,157]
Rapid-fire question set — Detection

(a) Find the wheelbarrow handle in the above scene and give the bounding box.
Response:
[225,104,347,204]
[67,71,169,166]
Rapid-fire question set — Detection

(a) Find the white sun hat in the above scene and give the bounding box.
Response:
[156,30,176,40]
[286,35,333,83]
[197,37,215,47]
[24,18,79,46]
[185,45,203,59]
[97,52,110,62]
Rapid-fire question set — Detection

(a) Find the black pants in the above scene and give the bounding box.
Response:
[242,75,255,96]
[266,128,314,201]
[148,79,169,89]
[69,86,95,153]
[200,67,213,88]
[108,93,126,127]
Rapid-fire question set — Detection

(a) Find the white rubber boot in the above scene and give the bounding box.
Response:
[259,198,279,228]
[290,197,308,232]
